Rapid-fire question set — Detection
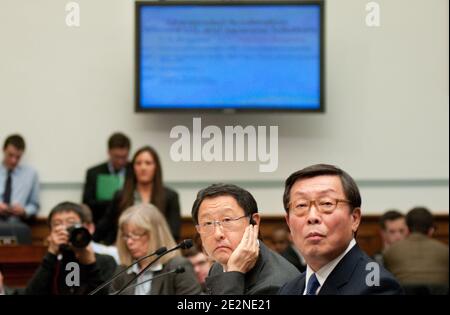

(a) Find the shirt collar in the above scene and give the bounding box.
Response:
[107,161,125,175]
[304,238,356,294]
[1,163,20,174]
[133,190,142,203]
[127,262,163,275]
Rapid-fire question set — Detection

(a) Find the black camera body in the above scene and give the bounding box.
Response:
[67,224,92,248]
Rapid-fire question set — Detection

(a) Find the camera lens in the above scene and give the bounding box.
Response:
[67,224,92,248]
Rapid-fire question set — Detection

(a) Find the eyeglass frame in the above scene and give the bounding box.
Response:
[50,219,82,229]
[121,231,148,242]
[195,214,251,235]
[288,198,352,216]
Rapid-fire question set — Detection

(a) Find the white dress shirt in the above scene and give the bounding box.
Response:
[127,262,163,295]
[303,238,357,295]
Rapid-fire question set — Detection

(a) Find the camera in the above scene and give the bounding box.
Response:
[67,224,92,248]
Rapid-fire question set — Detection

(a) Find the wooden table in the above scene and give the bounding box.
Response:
[0,245,48,287]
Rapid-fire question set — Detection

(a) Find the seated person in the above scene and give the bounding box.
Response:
[184,246,214,292]
[0,134,39,244]
[191,183,300,295]
[109,204,201,295]
[373,210,408,266]
[272,226,306,273]
[383,207,449,287]
[82,132,131,225]
[25,202,117,295]
[279,164,403,295]
[94,146,181,245]
[80,204,120,264]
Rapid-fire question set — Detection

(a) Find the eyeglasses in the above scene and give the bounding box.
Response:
[50,220,81,229]
[289,197,351,216]
[121,231,147,241]
[196,215,250,236]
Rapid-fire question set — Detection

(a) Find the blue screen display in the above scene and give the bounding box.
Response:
[137,3,323,110]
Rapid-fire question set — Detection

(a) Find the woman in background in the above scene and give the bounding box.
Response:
[94,146,181,245]
[109,204,201,295]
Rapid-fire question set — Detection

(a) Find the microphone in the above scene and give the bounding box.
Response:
[111,266,185,295]
[178,239,193,250]
[113,239,193,295]
[88,246,167,295]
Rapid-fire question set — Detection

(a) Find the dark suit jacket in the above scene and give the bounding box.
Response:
[82,162,131,225]
[281,244,307,273]
[25,251,117,295]
[205,241,300,295]
[278,244,403,295]
[93,186,181,245]
[110,256,202,295]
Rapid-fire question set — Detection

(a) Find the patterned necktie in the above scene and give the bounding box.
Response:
[306,273,320,295]
[3,170,12,204]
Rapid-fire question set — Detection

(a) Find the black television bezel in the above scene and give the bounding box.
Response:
[135,0,325,113]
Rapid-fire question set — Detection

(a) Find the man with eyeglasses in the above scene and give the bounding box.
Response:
[278,164,402,295]
[191,183,299,295]
[25,202,116,295]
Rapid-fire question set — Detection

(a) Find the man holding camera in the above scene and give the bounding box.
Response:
[25,202,116,295]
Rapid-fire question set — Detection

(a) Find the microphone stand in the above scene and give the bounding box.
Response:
[88,246,167,295]
[113,239,192,295]
[110,266,185,295]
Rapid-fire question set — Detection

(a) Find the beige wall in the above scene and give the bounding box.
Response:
[0,0,448,216]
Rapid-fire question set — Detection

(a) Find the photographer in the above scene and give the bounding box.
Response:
[25,202,116,295]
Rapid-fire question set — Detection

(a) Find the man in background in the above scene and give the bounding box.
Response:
[79,204,120,264]
[82,132,131,225]
[0,134,39,244]
[25,201,116,295]
[384,207,449,291]
[373,210,408,266]
[271,226,306,272]
[184,246,214,292]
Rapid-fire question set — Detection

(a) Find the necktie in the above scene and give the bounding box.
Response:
[306,273,320,295]
[3,170,12,204]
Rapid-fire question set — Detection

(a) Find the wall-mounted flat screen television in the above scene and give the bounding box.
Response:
[135,1,324,112]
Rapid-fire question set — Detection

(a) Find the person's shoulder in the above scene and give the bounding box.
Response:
[87,162,109,174]
[254,242,300,290]
[278,272,305,294]
[164,186,179,197]
[261,242,300,273]
[350,246,403,294]
[208,262,223,276]
[426,237,449,251]
[383,239,407,258]
[95,252,118,266]
[167,255,191,268]
[17,164,38,175]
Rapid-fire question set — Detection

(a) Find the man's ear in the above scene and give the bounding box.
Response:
[251,213,261,226]
[285,213,292,234]
[351,207,361,234]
